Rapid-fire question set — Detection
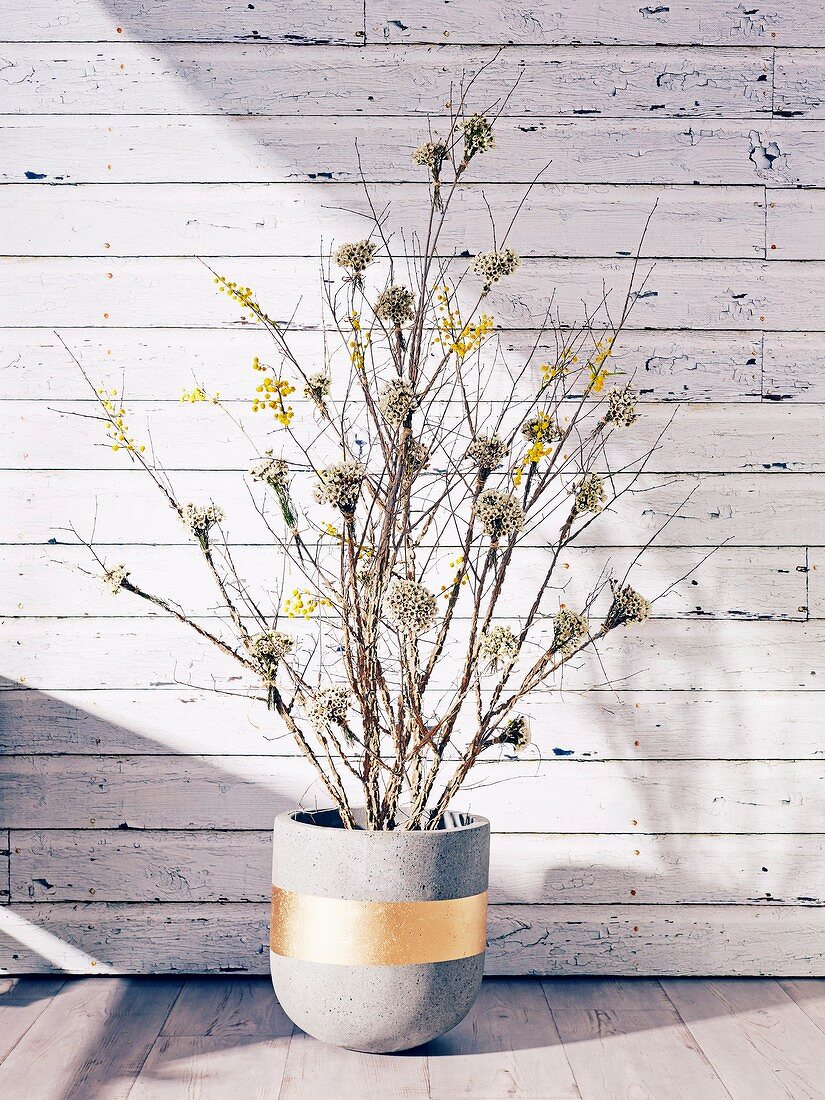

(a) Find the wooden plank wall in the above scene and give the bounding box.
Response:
[2,0,825,975]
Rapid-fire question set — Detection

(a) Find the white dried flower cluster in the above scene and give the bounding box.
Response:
[551,606,588,656]
[184,502,224,541]
[475,489,525,541]
[479,625,519,669]
[334,240,377,275]
[467,433,508,473]
[472,247,520,292]
[385,577,437,636]
[103,563,129,595]
[501,714,531,754]
[522,412,563,444]
[403,437,429,480]
[247,630,294,679]
[573,473,606,515]
[251,452,289,490]
[314,460,366,514]
[378,378,418,426]
[304,372,331,410]
[462,114,495,158]
[412,140,448,178]
[307,684,350,730]
[605,386,638,428]
[605,582,651,629]
[375,285,416,327]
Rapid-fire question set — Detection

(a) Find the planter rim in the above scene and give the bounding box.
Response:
[277,807,489,835]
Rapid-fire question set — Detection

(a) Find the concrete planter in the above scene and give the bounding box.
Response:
[270,807,490,1052]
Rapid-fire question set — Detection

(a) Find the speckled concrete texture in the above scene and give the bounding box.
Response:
[270,808,490,1052]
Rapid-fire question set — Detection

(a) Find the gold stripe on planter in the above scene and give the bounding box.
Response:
[270,885,488,966]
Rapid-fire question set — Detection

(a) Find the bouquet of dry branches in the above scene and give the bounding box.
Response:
[64,90,687,832]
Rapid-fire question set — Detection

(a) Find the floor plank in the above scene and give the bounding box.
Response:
[277,1029,430,1100]
[779,978,825,1036]
[129,1036,291,1100]
[663,977,825,1100]
[545,979,730,1100]
[427,978,579,1099]
[0,977,181,1100]
[161,977,291,1038]
[0,977,65,1063]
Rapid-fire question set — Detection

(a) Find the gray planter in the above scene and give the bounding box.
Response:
[270,807,490,1053]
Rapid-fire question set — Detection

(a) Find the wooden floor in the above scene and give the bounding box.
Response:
[1,976,824,1099]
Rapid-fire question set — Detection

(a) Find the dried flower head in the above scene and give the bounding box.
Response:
[412,140,448,180]
[551,606,588,656]
[501,714,531,754]
[304,372,331,412]
[472,247,520,293]
[385,577,437,635]
[334,240,377,276]
[102,564,129,595]
[573,473,606,515]
[184,502,224,543]
[378,378,418,426]
[314,460,366,514]
[306,684,350,730]
[522,412,563,444]
[462,114,495,159]
[403,437,429,481]
[375,285,416,327]
[479,625,520,669]
[605,581,651,630]
[467,433,508,474]
[247,630,294,681]
[604,385,638,428]
[475,489,525,542]
[250,452,289,490]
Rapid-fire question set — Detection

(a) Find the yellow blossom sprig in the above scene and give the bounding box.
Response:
[213,273,276,327]
[180,386,220,404]
[348,312,371,371]
[283,588,333,620]
[513,413,563,488]
[96,388,145,454]
[250,356,296,425]
[433,285,493,359]
[439,554,469,600]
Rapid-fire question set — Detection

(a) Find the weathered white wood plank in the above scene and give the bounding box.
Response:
[549,998,729,1100]
[0,830,7,904]
[0,976,66,1062]
[10,402,822,474]
[369,0,825,46]
[4,117,820,186]
[662,978,825,1100]
[0,329,764,402]
[0,976,182,1100]
[542,975,671,1008]
[130,1036,293,1100]
[280,1029,429,1099]
[768,188,825,260]
[427,978,579,1099]
[2,183,765,259]
[5,0,363,44]
[764,332,825,400]
[12,829,825,906]
[775,48,825,119]
[5,257,823,331]
[160,976,290,1037]
[807,549,824,618]
[780,978,825,1035]
[3,903,824,975]
[2,616,822,691]
[7,469,819,547]
[3,687,822,760]
[1,755,822,832]
[8,545,805,621]
[3,45,772,117]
